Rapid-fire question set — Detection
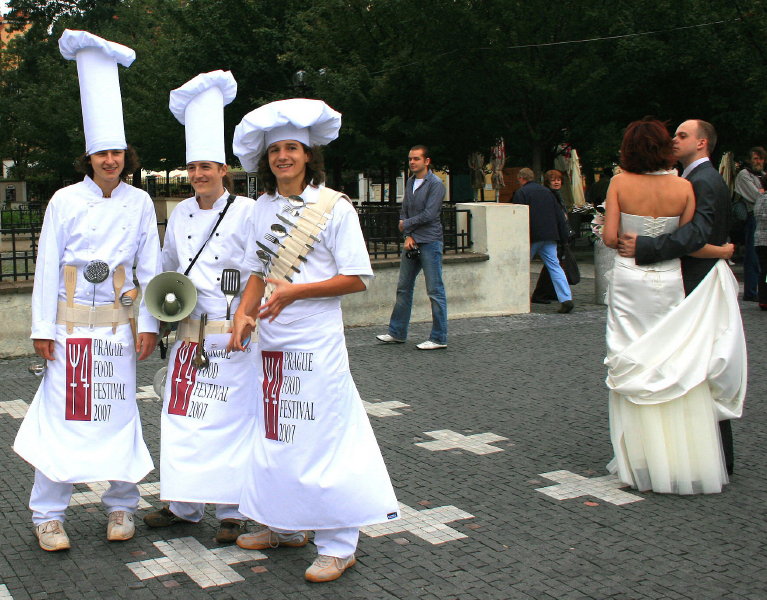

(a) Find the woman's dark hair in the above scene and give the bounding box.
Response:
[75,145,141,179]
[257,144,325,195]
[620,119,675,174]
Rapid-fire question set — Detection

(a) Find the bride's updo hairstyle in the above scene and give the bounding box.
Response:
[620,118,675,174]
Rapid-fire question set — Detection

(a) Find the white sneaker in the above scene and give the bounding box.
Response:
[35,520,70,551]
[107,511,135,541]
[376,334,405,344]
[416,340,447,350]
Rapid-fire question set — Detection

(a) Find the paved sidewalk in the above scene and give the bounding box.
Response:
[0,270,765,599]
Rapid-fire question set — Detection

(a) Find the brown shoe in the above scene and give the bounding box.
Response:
[236,528,308,550]
[142,506,195,528]
[305,554,356,583]
[215,519,247,544]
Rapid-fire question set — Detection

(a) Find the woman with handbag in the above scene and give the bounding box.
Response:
[531,169,580,304]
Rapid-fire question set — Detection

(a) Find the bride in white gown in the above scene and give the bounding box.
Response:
[602,119,746,495]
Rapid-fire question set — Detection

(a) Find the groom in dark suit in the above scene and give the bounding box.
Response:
[618,119,736,474]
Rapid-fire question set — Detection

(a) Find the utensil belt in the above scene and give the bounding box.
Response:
[56,301,131,328]
[264,188,348,299]
[177,317,230,342]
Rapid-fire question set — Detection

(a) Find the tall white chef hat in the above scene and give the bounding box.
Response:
[232,98,341,172]
[169,70,237,164]
[59,29,135,155]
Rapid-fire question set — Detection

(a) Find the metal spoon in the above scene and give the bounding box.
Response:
[288,194,333,220]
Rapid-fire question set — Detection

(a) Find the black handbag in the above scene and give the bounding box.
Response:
[559,243,581,285]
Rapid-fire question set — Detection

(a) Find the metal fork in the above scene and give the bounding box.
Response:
[220,269,241,320]
[264,233,309,262]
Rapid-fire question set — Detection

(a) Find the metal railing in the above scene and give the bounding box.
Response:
[356,203,473,259]
[1,203,473,282]
[0,207,42,282]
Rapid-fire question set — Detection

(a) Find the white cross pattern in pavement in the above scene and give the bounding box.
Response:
[69,481,161,510]
[361,502,474,545]
[0,584,14,599]
[535,470,644,505]
[136,385,160,401]
[0,400,29,418]
[362,398,409,417]
[127,537,266,588]
[415,429,508,454]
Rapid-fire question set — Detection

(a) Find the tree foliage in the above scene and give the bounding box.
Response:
[1,0,766,192]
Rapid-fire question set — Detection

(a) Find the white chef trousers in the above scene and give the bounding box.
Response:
[169,501,246,522]
[30,469,140,525]
[272,526,359,558]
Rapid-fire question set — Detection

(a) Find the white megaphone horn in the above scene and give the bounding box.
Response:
[144,271,197,322]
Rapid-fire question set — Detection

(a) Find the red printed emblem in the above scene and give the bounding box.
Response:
[65,338,93,421]
[262,351,283,440]
[168,341,197,416]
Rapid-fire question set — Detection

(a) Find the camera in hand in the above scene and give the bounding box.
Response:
[405,247,421,260]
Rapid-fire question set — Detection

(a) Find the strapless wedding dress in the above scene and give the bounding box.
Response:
[604,213,746,494]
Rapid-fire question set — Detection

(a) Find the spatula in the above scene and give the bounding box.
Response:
[220,269,241,320]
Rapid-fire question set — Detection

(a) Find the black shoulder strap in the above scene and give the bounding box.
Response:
[184,194,235,276]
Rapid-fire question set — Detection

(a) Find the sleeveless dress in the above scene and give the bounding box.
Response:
[604,213,746,494]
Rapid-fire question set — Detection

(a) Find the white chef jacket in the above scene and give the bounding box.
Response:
[161,190,253,318]
[31,176,161,338]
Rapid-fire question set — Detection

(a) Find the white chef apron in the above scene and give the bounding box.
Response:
[239,308,399,530]
[160,333,257,504]
[14,323,153,483]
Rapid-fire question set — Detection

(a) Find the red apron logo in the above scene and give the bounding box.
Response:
[262,351,283,440]
[168,341,197,416]
[65,338,93,421]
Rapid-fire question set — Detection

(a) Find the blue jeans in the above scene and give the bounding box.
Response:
[743,213,759,298]
[388,241,448,344]
[530,241,571,302]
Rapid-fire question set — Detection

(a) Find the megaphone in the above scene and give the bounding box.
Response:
[144,271,198,322]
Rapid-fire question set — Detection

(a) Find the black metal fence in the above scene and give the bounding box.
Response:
[357,203,473,259]
[0,207,42,282]
[1,203,473,282]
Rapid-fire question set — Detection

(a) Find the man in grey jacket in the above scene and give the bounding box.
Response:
[377,145,448,350]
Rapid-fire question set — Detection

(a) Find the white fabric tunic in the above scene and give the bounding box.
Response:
[160,191,258,504]
[15,177,160,483]
[605,213,746,495]
[238,185,399,530]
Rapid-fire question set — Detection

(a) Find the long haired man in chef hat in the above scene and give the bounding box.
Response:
[141,70,258,545]
[13,30,162,552]
[228,99,399,583]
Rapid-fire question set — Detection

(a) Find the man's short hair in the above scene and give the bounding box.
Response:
[410,145,430,160]
[749,146,767,160]
[694,120,717,156]
[518,167,534,182]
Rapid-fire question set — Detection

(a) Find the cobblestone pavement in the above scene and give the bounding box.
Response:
[0,271,765,600]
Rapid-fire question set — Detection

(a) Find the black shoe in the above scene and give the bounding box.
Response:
[215,519,247,543]
[531,296,552,305]
[743,295,758,302]
[142,506,195,528]
[558,300,574,314]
